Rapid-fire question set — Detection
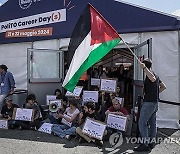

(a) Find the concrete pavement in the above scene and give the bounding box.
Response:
[0,128,179,154]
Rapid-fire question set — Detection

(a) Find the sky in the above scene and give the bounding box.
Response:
[0,0,180,16]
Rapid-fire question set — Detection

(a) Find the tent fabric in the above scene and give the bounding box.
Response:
[0,0,180,44]
[141,31,180,129]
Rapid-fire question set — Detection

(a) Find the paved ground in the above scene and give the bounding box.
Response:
[0,127,179,154]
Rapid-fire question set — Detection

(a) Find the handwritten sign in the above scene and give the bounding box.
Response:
[82,118,106,140]
[38,123,53,134]
[61,114,72,127]
[65,86,83,97]
[0,120,8,129]
[13,108,34,121]
[100,79,117,93]
[83,91,98,103]
[107,113,127,131]
[91,78,100,86]
[46,95,57,105]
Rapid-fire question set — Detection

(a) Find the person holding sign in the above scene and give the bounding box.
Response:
[0,97,19,129]
[1,97,18,119]
[76,102,104,147]
[12,94,42,130]
[105,98,129,135]
[51,99,80,140]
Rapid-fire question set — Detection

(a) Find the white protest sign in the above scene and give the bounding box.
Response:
[100,79,117,93]
[46,95,57,105]
[61,114,72,127]
[14,108,33,121]
[82,118,106,140]
[115,97,122,105]
[107,113,127,131]
[65,86,83,97]
[0,120,8,129]
[83,91,98,103]
[91,78,100,86]
[38,123,53,134]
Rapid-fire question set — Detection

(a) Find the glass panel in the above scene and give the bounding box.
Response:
[30,51,60,79]
[134,44,148,80]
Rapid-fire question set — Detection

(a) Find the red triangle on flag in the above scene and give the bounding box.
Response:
[90,5,120,46]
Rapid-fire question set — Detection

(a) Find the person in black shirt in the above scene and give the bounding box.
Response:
[76,102,104,147]
[134,58,166,152]
[1,97,18,119]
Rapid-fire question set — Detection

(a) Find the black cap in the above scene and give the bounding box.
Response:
[5,97,13,102]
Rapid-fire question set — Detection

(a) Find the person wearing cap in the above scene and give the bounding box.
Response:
[134,58,166,152]
[0,64,15,112]
[0,97,18,119]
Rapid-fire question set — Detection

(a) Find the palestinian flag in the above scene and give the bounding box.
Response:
[63,3,121,92]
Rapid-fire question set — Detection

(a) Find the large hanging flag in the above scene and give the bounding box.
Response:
[63,3,121,92]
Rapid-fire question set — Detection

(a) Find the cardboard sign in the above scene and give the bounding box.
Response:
[107,113,127,131]
[38,123,53,134]
[0,120,8,129]
[12,108,34,122]
[82,118,106,140]
[46,95,57,105]
[83,91,98,103]
[61,114,72,127]
[65,86,83,97]
[91,78,100,86]
[115,97,123,105]
[100,79,117,93]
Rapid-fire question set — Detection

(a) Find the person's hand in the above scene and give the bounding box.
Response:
[8,116,12,120]
[79,112,84,119]
[115,112,124,116]
[139,62,146,70]
[57,113,63,118]
[9,90,14,95]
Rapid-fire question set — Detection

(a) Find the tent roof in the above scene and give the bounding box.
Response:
[0,0,180,44]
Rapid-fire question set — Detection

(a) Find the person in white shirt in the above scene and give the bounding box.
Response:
[51,99,80,140]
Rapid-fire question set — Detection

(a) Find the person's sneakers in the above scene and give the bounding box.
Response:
[30,126,37,131]
[65,135,73,141]
[149,143,155,149]
[79,137,86,144]
[133,144,151,152]
[95,139,103,148]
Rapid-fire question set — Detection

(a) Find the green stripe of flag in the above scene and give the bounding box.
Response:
[64,38,121,91]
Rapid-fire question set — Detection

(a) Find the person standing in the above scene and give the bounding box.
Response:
[134,58,166,152]
[0,64,15,112]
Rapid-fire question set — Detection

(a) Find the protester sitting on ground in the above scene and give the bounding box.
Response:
[0,96,18,119]
[105,98,129,135]
[12,94,42,130]
[51,99,80,140]
[54,89,67,101]
[76,102,104,147]
[98,92,113,122]
[49,97,68,124]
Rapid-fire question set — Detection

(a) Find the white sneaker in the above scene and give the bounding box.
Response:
[65,135,70,140]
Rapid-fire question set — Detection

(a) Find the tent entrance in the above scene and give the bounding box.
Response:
[27,48,64,105]
[91,38,152,111]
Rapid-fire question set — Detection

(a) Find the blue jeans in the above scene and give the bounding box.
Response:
[138,102,158,145]
[51,124,76,138]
